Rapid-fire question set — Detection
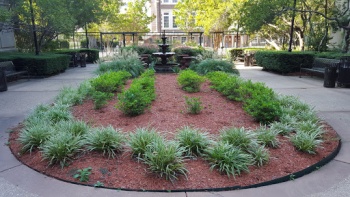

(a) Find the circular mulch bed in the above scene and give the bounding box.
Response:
[9,73,340,191]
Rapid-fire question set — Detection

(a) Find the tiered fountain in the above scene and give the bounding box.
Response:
[152,31,178,72]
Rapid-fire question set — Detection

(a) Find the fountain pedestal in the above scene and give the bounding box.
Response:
[152,31,178,72]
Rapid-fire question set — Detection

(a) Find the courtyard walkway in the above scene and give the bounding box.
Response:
[0,62,349,197]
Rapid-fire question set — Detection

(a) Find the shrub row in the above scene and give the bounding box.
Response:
[0,52,70,76]
[116,69,156,116]
[54,49,99,63]
[254,51,314,73]
[207,71,281,124]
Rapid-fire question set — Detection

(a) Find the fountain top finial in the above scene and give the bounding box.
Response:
[162,30,166,38]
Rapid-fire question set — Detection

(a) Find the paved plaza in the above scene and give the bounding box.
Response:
[0,62,349,197]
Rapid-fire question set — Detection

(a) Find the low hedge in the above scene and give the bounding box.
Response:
[313,52,347,60]
[0,53,70,76]
[54,49,99,63]
[229,48,266,61]
[254,51,314,73]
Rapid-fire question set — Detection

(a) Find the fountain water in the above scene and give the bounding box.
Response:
[152,31,178,72]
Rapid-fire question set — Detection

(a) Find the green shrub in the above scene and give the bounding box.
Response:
[117,87,149,116]
[190,59,239,75]
[184,96,203,114]
[175,126,212,156]
[6,53,70,76]
[90,71,131,93]
[254,51,314,73]
[205,142,253,178]
[290,132,323,154]
[206,71,231,88]
[215,76,244,101]
[73,167,92,182]
[255,125,279,148]
[84,126,125,158]
[41,131,84,168]
[220,127,258,151]
[241,82,282,124]
[177,70,206,93]
[143,140,188,182]
[128,127,163,159]
[18,124,53,153]
[91,90,114,109]
[116,73,155,116]
[228,48,244,61]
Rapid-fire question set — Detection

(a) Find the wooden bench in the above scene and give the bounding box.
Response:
[300,58,340,77]
[0,61,29,91]
[0,61,29,79]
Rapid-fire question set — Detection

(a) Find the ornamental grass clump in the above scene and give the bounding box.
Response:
[97,48,145,77]
[295,120,325,138]
[220,127,258,151]
[128,127,163,159]
[255,125,279,148]
[18,124,53,154]
[142,139,188,182]
[247,144,270,167]
[269,121,294,136]
[205,142,253,178]
[54,120,90,136]
[290,131,323,154]
[41,131,84,168]
[84,126,125,159]
[190,58,239,75]
[177,70,205,93]
[175,126,213,157]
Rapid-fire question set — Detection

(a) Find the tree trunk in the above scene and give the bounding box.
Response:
[342,29,350,53]
[265,39,281,50]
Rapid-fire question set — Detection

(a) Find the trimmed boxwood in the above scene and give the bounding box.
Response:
[0,52,70,75]
[55,49,99,63]
[254,51,314,74]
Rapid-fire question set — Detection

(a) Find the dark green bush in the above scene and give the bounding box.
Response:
[177,70,206,93]
[90,71,131,93]
[59,40,70,49]
[229,49,244,61]
[190,59,239,75]
[313,52,346,59]
[254,51,314,73]
[173,46,203,62]
[116,71,156,116]
[55,49,99,63]
[241,82,282,124]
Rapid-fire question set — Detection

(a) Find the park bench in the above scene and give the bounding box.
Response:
[300,58,340,77]
[0,61,29,91]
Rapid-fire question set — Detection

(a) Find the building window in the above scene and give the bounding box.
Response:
[163,0,169,3]
[173,16,177,28]
[181,37,187,44]
[172,0,178,3]
[163,13,169,28]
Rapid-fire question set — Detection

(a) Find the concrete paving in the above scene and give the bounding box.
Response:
[0,62,349,196]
